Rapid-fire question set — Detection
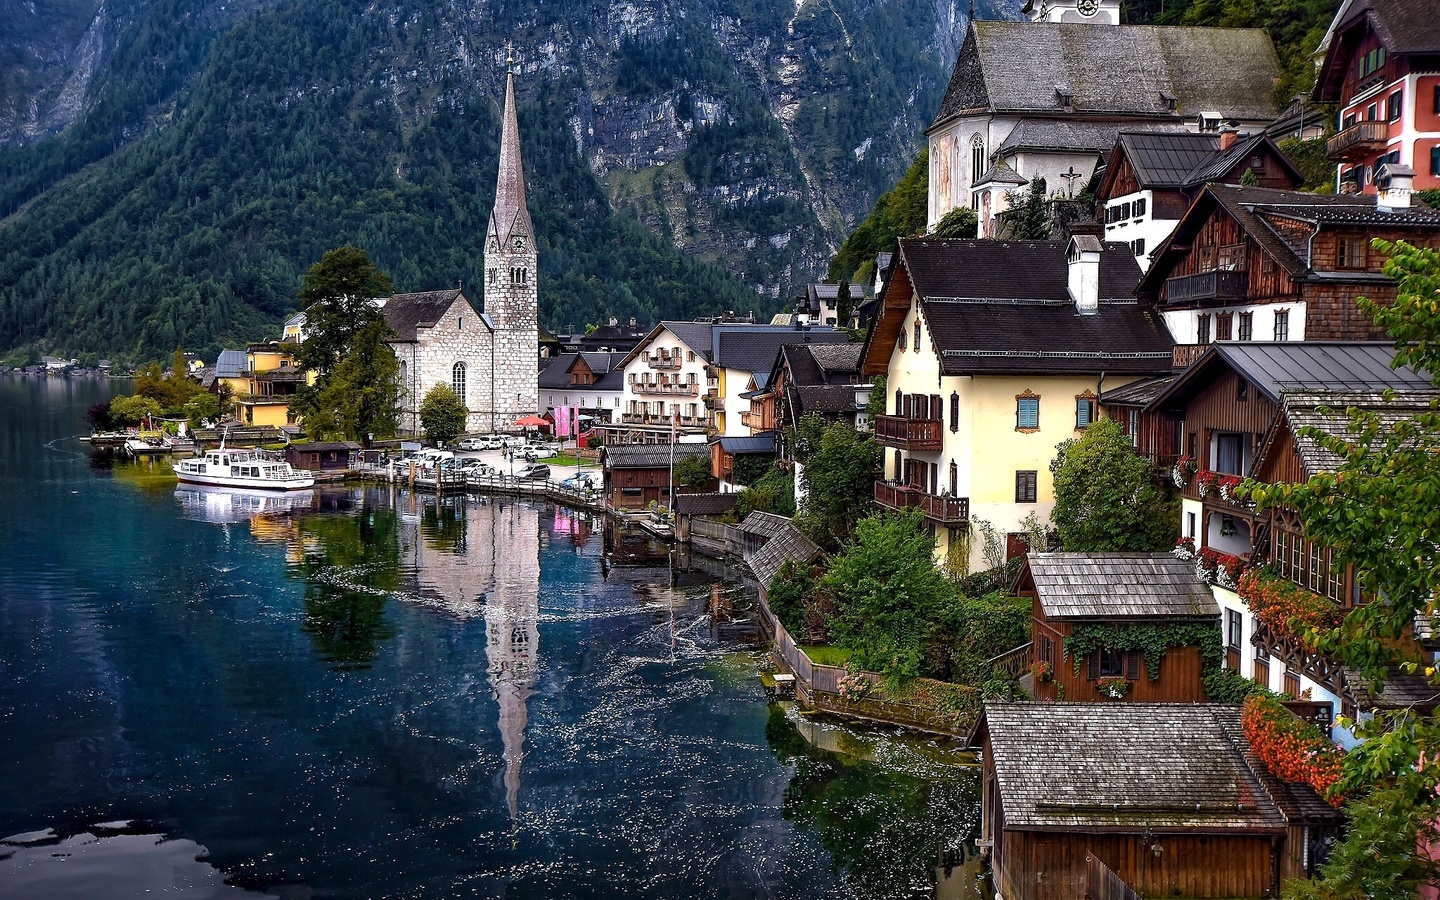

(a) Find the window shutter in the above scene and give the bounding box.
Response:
[931,394,942,421]
[950,392,960,432]
[1087,652,1100,681]
[1125,650,1141,680]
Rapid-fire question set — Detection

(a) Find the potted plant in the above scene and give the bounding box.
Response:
[1031,660,1054,682]
[1173,536,1196,561]
[1096,676,1131,699]
[1195,469,1218,498]
[1217,474,1243,502]
[1172,455,1195,488]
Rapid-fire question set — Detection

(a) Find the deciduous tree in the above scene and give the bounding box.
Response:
[418,384,468,446]
[797,418,882,549]
[1049,418,1176,551]
[294,319,400,441]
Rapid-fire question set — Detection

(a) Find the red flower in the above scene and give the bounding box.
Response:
[1241,695,1344,806]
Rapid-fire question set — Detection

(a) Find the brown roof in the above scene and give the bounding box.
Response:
[1316,0,1440,100]
[745,518,823,588]
[383,290,477,342]
[1275,387,1440,476]
[979,702,1302,832]
[674,493,739,516]
[1026,553,1218,620]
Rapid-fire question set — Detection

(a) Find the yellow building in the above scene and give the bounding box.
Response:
[234,341,308,427]
[859,233,1175,572]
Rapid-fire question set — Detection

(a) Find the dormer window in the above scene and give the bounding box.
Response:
[1161,92,1178,112]
[1055,87,1073,108]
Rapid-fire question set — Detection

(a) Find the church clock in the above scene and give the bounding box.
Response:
[1077,0,1099,15]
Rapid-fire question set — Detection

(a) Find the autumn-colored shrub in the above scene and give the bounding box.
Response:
[1238,566,1340,649]
[1241,694,1344,806]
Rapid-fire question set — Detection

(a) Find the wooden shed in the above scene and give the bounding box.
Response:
[285,441,359,472]
[975,702,1342,900]
[600,443,712,509]
[1016,553,1218,703]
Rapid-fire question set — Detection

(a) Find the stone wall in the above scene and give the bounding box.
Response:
[410,295,496,435]
[485,243,539,431]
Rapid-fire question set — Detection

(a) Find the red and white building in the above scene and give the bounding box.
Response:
[1314,0,1440,193]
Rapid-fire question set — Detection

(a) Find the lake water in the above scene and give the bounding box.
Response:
[0,376,980,898]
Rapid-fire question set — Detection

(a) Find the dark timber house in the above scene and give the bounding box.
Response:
[1016,553,1218,703]
[975,702,1343,899]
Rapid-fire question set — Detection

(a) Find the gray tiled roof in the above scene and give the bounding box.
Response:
[1000,120,1187,156]
[739,511,794,539]
[713,327,851,375]
[603,442,709,469]
[718,433,777,454]
[743,513,823,587]
[981,702,1298,831]
[932,23,1281,129]
[1278,388,1440,475]
[1099,374,1177,407]
[383,290,473,342]
[1028,553,1219,620]
[674,493,739,516]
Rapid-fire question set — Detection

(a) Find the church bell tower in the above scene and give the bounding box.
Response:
[484,45,540,430]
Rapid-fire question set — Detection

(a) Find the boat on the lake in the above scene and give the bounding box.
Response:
[174,446,315,490]
[123,431,175,457]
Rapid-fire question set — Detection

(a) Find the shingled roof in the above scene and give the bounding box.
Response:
[602,442,709,469]
[1317,0,1440,100]
[979,702,1308,832]
[1274,387,1440,476]
[931,23,1281,131]
[742,513,823,587]
[1141,184,1440,292]
[880,239,1173,377]
[1000,120,1186,156]
[1025,553,1218,620]
[383,290,480,342]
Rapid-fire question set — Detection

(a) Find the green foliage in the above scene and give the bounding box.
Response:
[293,503,399,668]
[834,280,854,329]
[864,375,886,429]
[821,511,957,682]
[734,467,796,519]
[828,149,927,283]
[131,358,207,414]
[183,391,220,427]
[295,245,393,376]
[999,176,1051,240]
[1203,667,1276,704]
[931,207,978,239]
[1279,137,1337,192]
[1418,189,1440,209]
[1050,419,1177,551]
[1065,621,1222,681]
[767,559,816,638]
[787,413,829,463]
[797,419,881,550]
[293,319,400,441]
[948,592,1032,685]
[729,453,773,487]
[417,384,468,446]
[108,393,163,425]
[674,455,713,489]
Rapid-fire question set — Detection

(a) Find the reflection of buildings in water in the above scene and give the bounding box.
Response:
[550,505,594,547]
[395,493,541,822]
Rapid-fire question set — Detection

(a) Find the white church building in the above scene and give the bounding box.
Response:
[385,53,539,434]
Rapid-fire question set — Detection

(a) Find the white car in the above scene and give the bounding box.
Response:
[456,438,487,451]
[520,445,558,460]
[500,435,526,449]
[456,458,492,473]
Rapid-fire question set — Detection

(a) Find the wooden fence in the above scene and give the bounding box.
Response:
[988,642,1033,679]
[689,518,744,553]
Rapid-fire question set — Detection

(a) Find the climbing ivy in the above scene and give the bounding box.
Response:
[1065,622,1222,681]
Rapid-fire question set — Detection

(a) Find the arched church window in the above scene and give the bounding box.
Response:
[972,138,986,186]
[452,362,467,401]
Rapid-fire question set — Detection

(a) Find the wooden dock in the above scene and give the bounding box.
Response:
[355,464,607,514]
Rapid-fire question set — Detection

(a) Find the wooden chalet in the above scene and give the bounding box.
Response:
[285,441,359,472]
[1016,553,1218,703]
[975,702,1343,900]
[710,433,776,487]
[1138,183,1440,366]
[600,443,711,509]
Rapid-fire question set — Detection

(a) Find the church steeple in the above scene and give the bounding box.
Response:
[487,44,533,254]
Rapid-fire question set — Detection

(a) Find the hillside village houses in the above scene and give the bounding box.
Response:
[926,0,1283,238]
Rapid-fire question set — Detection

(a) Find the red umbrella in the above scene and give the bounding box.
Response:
[513,414,549,428]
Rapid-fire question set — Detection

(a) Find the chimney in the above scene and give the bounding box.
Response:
[608,315,618,326]
[1377,162,1415,211]
[1218,127,1239,151]
[1066,235,1102,314]
[629,317,637,326]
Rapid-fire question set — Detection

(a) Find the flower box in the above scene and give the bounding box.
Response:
[1173,536,1196,561]
[1195,469,1218,498]
[1241,694,1343,806]
[1096,676,1130,699]
[1238,566,1341,650]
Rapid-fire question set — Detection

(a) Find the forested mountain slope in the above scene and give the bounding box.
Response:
[0,0,1019,360]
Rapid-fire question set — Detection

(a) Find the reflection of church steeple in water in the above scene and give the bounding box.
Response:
[484,501,541,825]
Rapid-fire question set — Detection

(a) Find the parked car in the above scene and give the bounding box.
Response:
[520,444,558,460]
[456,458,492,473]
[514,462,550,480]
[560,472,601,491]
[456,437,487,451]
[500,435,526,448]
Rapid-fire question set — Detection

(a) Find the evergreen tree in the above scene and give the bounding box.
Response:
[999,177,1051,240]
[295,246,393,376]
[835,280,853,328]
[294,319,400,441]
[797,419,882,550]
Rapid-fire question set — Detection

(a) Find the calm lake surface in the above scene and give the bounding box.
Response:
[0,376,980,899]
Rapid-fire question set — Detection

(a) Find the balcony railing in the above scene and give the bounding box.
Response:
[619,412,707,428]
[703,393,724,411]
[1173,343,1209,368]
[1164,270,1248,305]
[634,382,698,396]
[874,415,943,452]
[647,354,681,370]
[873,482,969,525]
[1327,120,1389,162]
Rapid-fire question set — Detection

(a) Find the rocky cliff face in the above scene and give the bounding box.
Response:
[0,0,1018,355]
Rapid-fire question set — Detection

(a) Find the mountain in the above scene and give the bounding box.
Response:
[0,0,1020,360]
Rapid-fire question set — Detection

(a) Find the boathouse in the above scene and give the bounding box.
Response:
[286,441,360,473]
[1016,553,1217,703]
[975,702,1341,899]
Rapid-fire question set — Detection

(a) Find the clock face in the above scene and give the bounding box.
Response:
[1077,0,1099,14]
[512,236,526,251]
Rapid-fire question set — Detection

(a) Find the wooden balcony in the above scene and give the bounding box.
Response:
[1173,343,1209,368]
[1164,270,1248,306]
[703,393,724,411]
[646,354,682,369]
[1327,120,1389,162]
[874,415,943,452]
[634,382,698,396]
[874,482,969,525]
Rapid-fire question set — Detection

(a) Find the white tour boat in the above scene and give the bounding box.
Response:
[174,445,315,491]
